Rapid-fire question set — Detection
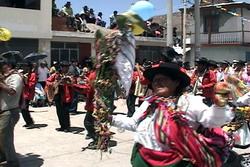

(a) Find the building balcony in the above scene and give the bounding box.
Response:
[52,16,166,46]
[190,31,250,45]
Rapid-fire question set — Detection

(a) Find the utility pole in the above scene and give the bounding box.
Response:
[194,0,201,60]
[167,0,173,47]
[182,0,187,62]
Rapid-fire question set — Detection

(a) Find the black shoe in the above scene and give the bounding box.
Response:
[23,124,29,127]
[55,128,64,132]
[87,141,98,150]
[85,134,91,140]
[23,123,34,128]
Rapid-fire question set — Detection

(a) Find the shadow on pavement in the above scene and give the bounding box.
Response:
[109,140,117,147]
[69,127,85,134]
[70,111,87,115]
[26,124,48,129]
[18,153,44,167]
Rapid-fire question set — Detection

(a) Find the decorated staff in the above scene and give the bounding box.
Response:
[92,1,154,153]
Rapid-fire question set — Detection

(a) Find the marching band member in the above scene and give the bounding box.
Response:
[191,57,217,106]
[46,61,73,132]
[21,62,37,128]
[0,58,23,167]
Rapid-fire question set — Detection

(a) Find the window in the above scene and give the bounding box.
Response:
[51,42,79,65]
[204,15,219,33]
[0,0,40,10]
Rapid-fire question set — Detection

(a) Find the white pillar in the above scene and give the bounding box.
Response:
[194,0,201,59]
[167,0,173,47]
[39,39,51,66]
[182,0,187,62]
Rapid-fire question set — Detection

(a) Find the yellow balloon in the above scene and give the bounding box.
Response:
[0,28,12,41]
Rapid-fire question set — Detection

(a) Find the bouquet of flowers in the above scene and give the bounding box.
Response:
[93,29,135,153]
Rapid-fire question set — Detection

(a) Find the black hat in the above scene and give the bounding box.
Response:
[208,60,218,68]
[66,1,71,5]
[60,61,70,67]
[143,62,190,90]
[220,60,230,66]
[195,57,209,65]
[236,60,246,66]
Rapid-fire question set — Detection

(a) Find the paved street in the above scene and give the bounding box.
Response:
[14,99,249,167]
[15,99,134,167]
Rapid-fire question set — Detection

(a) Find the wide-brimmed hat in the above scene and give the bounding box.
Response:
[234,60,246,66]
[143,62,191,90]
[195,57,209,65]
[208,60,218,68]
[220,60,230,66]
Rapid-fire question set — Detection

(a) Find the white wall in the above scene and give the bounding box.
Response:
[200,8,244,33]
[243,8,250,32]
[189,46,250,63]
[219,9,242,32]
[0,0,52,39]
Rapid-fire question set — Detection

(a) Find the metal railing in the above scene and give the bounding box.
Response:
[190,31,250,44]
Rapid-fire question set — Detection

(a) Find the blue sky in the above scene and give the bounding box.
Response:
[56,0,250,24]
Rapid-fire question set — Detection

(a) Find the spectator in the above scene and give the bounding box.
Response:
[37,61,49,89]
[52,0,59,16]
[74,13,92,33]
[110,10,118,29]
[96,12,106,27]
[49,61,59,75]
[60,1,74,28]
[89,8,96,24]
[81,5,90,23]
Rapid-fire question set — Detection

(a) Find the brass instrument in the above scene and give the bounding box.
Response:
[191,69,207,95]
[134,64,147,97]
[46,73,73,102]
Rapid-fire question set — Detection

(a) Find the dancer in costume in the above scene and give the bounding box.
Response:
[110,62,235,167]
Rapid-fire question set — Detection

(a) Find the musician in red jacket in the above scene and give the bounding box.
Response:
[83,69,96,140]
[46,61,73,132]
[191,57,217,106]
[21,62,37,128]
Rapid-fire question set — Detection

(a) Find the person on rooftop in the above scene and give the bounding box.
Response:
[60,1,74,28]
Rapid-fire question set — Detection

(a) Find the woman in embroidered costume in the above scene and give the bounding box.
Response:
[110,62,237,167]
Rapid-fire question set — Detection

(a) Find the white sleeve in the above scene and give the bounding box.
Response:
[237,92,250,106]
[178,94,234,128]
[8,74,23,92]
[112,101,150,131]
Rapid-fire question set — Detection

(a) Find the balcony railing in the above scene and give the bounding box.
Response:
[190,31,250,45]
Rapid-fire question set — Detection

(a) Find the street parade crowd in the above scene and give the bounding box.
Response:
[0,53,250,166]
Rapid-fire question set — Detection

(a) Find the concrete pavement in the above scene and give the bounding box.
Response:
[15,99,134,167]
[13,99,250,167]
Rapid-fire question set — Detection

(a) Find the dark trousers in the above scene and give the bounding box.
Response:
[127,94,137,117]
[84,112,96,140]
[0,109,20,167]
[21,99,34,125]
[69,91,78,113]
[38,81,46,89]
[54,95,70,130]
